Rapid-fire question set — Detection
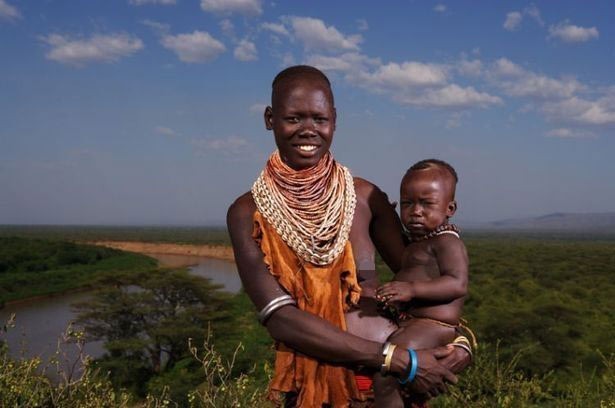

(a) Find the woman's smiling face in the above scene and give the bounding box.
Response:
[265,77,336,170]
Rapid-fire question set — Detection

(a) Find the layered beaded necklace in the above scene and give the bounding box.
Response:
[404,223,460,242]
[252,150,356,266]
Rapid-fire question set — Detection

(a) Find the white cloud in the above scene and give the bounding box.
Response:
[356,19,369,31]
[287,16,362,52]
[446,112,466,129]
[545,128,595,139]
[161,31,225,63]
[200,0,262,16]
[249,103,267,114]
[396,84,502,108]
[503,74,582,99]
[155,126,179,138]
[503,11,522,31]
[503,7,543,32]
[281,52,295,66]
[140,19,170,35]
[305,52,380,74]
[457,59,482,77]
[0,0,20,20]
[542,95,615,126]
[361,61,448,89]
[548,21,599,43]
[42,33,143,67]
[524,4,544,26]
[308,53,499,110]
[433,4,447,13]
[129,0,176,5]
[490,58,583,99]
[492,58,525,77]
[220,19,235,37]
[234,39,257,61]
[191,136,250,155]
[261,22,289,37]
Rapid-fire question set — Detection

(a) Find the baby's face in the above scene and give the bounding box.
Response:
[400,168,456,236]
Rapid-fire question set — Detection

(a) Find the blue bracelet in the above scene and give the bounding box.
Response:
[398,348,418,384]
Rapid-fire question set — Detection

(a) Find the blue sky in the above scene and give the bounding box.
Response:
[1,0,614,225]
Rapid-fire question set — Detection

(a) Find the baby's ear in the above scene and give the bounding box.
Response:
[447,200,457,217]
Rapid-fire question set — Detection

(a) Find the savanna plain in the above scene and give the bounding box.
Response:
[0,226,614,407]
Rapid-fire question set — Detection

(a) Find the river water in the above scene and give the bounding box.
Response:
[0,254,240,380]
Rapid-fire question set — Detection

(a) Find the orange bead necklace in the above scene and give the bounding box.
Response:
[252,150,356,265]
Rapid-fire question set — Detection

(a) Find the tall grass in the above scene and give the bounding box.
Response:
[2,315,614,407]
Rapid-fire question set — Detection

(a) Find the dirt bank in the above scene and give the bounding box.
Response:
[89,241,235,262]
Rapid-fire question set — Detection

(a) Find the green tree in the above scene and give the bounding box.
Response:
[73,268,231,396]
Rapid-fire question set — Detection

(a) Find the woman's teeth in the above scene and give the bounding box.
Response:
[298,145,317,151]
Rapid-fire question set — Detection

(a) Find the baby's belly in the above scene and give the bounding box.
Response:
[407,302,461,326]
[345,296,398,343]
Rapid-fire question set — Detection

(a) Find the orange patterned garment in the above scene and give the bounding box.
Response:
[253,210,362,407]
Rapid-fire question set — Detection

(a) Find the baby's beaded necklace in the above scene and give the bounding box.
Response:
[404,223,460,242]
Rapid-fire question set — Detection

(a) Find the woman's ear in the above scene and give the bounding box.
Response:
[264,106,274,130]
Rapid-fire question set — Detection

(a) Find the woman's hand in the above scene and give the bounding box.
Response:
[389,345,458,398]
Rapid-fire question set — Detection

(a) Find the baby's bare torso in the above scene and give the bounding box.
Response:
[394,239,464,326]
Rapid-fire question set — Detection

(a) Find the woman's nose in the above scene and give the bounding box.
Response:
[299,119,317,135]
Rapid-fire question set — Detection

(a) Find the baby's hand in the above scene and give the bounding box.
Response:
[376,281,415,303]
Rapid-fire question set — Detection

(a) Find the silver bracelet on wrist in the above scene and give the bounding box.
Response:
[258,294,296,325]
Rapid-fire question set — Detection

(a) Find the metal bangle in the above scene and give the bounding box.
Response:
[382,344,397,375]
[258,294,296,325]
[451,342,473,360]
[380,342,392,374]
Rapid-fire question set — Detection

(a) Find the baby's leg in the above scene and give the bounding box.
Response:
[373,319,456,407]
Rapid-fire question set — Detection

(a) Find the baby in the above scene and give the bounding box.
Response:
[374,159,469,407]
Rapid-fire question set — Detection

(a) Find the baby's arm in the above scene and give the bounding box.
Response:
[377,236,468,303]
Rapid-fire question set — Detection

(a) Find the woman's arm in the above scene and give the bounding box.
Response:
[227,192,459,389]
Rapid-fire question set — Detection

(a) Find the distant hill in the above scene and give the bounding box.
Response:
[478,212,615,232]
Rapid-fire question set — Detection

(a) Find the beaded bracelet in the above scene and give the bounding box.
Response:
[398,348,418,385]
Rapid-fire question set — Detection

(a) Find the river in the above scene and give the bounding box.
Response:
[0,254,240,380]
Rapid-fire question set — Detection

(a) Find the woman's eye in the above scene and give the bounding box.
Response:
[286,117,299,123]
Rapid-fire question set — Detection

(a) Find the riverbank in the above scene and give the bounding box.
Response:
[0,237,157,305]
[89,241,234,262]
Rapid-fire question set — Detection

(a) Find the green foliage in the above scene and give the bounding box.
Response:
[73,268,232,397]
[432,344,615,407]
[2,232,615,406]
[463,238,615,380]
[0,318,134,407]
[185,336,271,407]
[0,237,156,303]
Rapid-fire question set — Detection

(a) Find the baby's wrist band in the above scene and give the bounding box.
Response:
[451,335,473,360]
[398,348,418,384]
[258,294,296,325]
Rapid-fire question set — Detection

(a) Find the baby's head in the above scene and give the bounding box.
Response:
[400,159,458,236]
